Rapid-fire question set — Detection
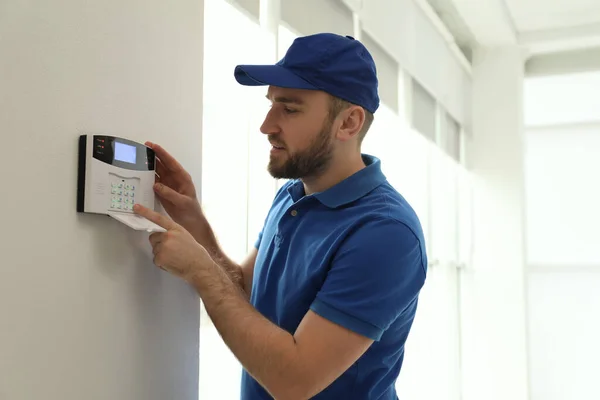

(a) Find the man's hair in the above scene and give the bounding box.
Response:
[328,96,375,145]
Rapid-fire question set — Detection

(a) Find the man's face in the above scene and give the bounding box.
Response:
[261,86,336,180]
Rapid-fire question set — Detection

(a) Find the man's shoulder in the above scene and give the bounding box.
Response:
[358,181,424,237]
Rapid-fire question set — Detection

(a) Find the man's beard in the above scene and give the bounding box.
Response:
[267,120,334,180]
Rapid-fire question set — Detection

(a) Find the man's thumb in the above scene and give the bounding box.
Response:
[154,183,184,204]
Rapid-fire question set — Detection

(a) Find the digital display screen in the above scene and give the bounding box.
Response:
[114,142,137,164]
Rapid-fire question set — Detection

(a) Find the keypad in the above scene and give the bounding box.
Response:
[110,182,136,211]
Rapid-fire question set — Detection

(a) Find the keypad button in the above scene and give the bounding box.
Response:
[109,181,137,211]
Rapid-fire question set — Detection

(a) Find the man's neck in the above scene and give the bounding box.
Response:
[302,152,366,195]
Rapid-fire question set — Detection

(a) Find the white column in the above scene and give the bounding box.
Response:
[460,46,530,400]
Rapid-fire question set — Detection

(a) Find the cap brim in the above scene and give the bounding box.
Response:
[234,64,317,90]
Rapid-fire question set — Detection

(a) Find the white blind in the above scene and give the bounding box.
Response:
[359,0,471,128]
[281,0,353,37]
[412,79,437,141]
[361,30,399,112]
[443,111,461,162]
[227,0,259,20]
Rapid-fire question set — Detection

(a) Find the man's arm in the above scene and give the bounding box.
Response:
[192,261,373,400]
[186,212,257,298]
[192,218,426,399]
[145,142,256,297]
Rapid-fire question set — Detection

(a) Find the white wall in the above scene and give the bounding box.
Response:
[0,1,203,399]
[461,46,530,400]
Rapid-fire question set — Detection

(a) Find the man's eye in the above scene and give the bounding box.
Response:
[284,107,297,114]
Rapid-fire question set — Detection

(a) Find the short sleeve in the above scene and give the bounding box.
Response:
[254,230,263,249]
[310,218,426,341]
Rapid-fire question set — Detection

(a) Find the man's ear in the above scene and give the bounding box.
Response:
[336,106,365,142]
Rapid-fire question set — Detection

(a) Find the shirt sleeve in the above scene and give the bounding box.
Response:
[254,230,263,249]
[309,218,427,341]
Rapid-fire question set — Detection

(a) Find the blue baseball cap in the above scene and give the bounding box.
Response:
[234,33,380,114]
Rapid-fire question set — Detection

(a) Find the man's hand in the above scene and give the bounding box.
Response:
[145,142,251,295]
[133,203,214,283]
[146,141,203,229]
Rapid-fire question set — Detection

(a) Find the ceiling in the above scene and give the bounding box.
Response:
[507,0,600,32]
[426,0,600,59]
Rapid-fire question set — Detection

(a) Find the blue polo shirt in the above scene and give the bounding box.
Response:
[241,154,427,399]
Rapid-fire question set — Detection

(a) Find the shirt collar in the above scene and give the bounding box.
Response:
[286,154,387,208]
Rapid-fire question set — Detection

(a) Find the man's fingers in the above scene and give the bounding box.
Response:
[133,204,177,230]
[152,241,163,256]
[149,232,163,247]
[146,142,184,173]
[153,183,186,205]
[156,158,168,179]
[154,254,167,270]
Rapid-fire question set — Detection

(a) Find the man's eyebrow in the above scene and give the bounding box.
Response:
[265,94,305,105]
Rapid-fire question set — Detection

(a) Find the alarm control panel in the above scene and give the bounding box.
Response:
[77,134,165,232]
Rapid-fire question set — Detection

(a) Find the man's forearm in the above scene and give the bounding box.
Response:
[183,214,247,296]
[192,261,303,399]
[209,250,247,297]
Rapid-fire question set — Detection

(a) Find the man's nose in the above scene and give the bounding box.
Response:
[260,108,280,135]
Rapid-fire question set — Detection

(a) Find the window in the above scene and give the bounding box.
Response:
[524,71,600,267]
[227,0,259,20]
[525,125,600,266]
[525,71,600,127]
[360,30,400,112]
[280,0,353,37]
[395,124,463,400]
[201,0,275,398]
[200,6,468,400]
[395,80,466,400]
[528,271,600,400]
[524,70,600,400]
[278,23,299,59]
[411,79,437,142]
[443,111,461,162]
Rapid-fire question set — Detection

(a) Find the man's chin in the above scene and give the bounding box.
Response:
[267,159,292,179]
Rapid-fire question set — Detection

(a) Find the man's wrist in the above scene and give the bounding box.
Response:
[189,257,221,294]
[189,258,206,292]
[184,217,214,250]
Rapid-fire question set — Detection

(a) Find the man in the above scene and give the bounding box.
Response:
[134,33,427,399]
